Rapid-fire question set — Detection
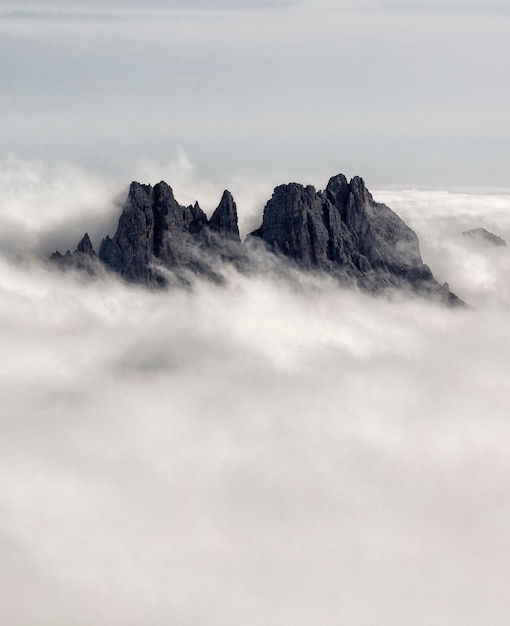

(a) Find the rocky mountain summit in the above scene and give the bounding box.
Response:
[462,227,506,247]
[52,173,461,304]
[249,174,455,298]
[97,181,242,284]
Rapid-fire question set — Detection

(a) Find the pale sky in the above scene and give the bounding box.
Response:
[1,0,510,187]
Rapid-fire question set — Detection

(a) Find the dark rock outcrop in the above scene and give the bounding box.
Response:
[51,232,98,273]
[209,190,240,239]
[51,173,461,304]
[75,232,95,255]
[97,181,243,284]
[249,175,460,303]
[462,227,506,247]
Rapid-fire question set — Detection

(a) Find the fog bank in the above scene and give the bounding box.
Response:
[1,162,510,625]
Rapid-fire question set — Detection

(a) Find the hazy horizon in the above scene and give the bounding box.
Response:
[2,0,510,187]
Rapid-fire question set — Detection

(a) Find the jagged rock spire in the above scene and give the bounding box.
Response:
[209,190,240,241]
[96,181,242,284]
[75,233,95,255]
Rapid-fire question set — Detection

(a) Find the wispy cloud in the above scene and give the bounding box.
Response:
[0,0,296,20]
[383,0,510,12]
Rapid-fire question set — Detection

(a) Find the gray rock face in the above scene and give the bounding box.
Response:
[51,172,461,304]
[250,175,460,302]
[97,181,243,284]
[462,227,506,247]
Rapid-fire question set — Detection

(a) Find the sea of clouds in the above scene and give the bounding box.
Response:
[1,157,510,625]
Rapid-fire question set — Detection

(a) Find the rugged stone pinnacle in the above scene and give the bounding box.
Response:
[75,233,95,255]
[209,190,240,241]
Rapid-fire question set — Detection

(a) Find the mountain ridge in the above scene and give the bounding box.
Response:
[51,173,462,305]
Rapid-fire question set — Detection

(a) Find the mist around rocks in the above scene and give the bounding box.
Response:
[1,158,510,625]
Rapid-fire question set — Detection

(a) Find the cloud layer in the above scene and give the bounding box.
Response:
[1,161,510,624]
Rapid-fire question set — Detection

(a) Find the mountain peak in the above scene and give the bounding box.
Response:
[50,171,462,304]
[326,173,349,192]
[209,190,240,240]
[75,232,95,255]
[462,227,506,247]
[128,181,152,201]
[153,180,176,203]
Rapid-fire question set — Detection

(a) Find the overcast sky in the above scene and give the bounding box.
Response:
[1,0,510,187]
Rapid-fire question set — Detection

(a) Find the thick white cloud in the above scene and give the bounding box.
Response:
[0,157,121,257]
[1,162,510,624]
[375,187,510,306]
